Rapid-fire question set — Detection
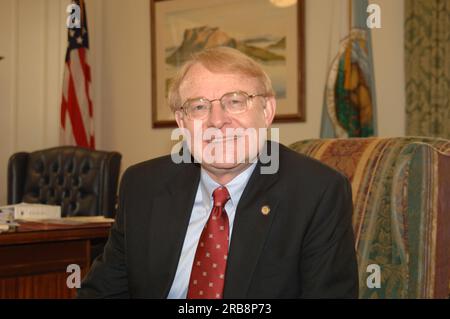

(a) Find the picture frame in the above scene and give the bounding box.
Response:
[150,0,305,128]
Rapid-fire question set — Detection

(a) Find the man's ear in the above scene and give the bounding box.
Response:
[175,110,185,129]
[263,96,276,127]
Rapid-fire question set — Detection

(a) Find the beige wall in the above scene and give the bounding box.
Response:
[0,0,70,205]
[0,0,405,204]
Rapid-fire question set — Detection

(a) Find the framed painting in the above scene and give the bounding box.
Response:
[150,0,305,127]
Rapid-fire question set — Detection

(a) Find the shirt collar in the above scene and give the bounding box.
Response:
[200,163,257,214]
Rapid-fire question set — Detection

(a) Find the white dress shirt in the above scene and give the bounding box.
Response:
[167,163,257,299]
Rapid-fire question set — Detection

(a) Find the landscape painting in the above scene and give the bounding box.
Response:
[151,0,304,127]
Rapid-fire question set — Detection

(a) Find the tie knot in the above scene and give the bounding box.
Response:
[213,186,230,207]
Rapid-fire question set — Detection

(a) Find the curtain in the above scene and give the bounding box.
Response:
[405,0,450,139]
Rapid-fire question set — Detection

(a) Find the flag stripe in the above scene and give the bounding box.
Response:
[67,69,90,147]
[78,48,94,118]
[69,50,92,141]
[61,64,70,130]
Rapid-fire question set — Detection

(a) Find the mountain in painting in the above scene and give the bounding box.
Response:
[166,26,285,65]
[266,36,286,50]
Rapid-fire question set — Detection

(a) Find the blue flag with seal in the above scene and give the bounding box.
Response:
[320,0,377,138]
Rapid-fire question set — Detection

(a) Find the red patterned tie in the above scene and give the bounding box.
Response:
[187,186,230,299]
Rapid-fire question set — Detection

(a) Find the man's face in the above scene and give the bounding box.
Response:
[175,63,276,178]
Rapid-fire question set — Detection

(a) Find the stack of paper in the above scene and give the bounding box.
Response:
[0,203,61,220]
[0,207,18,232]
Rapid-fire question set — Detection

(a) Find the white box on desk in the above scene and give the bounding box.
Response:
[0,203,61,220]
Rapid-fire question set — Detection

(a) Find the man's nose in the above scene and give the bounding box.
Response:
[206,100,231,128]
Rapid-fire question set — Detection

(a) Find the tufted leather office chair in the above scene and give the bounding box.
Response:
[7,146,122,218]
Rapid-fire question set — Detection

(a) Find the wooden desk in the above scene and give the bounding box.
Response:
[0,221,111,298]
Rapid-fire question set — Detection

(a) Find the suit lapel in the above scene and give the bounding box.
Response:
[147,162,200,298]
[224,159,281,298]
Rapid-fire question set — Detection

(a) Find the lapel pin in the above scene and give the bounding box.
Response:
[261,205,270,216]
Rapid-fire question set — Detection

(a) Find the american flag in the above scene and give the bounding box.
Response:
[60,0,95,149]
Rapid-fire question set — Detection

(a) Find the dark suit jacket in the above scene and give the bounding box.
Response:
[78,142,358,298]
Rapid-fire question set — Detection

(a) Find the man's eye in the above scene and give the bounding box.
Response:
[229,99,245,107]
[192,104,207,111]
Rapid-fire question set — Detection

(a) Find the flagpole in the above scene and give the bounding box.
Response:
[348,0,352,34]
[344,0,353,90]
[78,0,85,27]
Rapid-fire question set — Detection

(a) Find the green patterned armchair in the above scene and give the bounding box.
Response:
[290,137,450,299]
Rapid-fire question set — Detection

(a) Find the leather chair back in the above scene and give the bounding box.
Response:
[7,146,121,218]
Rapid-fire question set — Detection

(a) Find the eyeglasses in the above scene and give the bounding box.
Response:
[179,91,266,120]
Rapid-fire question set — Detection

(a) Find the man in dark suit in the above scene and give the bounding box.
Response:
[78,47,358,298]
